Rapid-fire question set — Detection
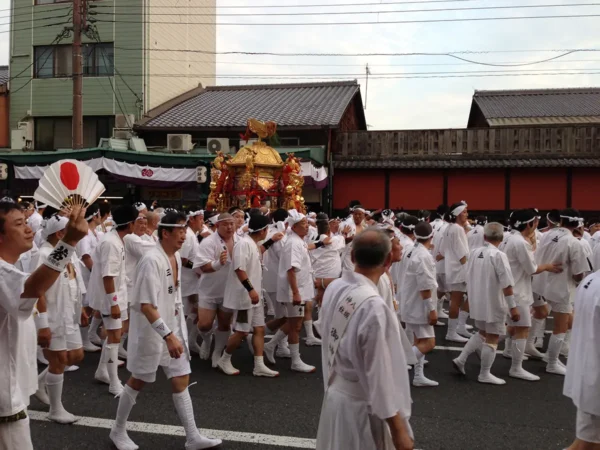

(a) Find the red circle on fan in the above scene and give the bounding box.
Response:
[60,162,80,190]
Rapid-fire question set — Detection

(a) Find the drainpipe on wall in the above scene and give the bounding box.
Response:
[326,128,333,216]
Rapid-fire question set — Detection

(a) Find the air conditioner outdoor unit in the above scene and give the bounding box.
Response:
[207,138,230,154]
[196,166,207,183]
[17,121,33,141]
[129,137,147,152]
[115,114,135,129]
[168,134,193,153]
[11,129,27,150]
[113,128,133,140]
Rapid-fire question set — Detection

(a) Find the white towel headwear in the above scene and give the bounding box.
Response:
[286,209,306,227]
[42,215,68,239]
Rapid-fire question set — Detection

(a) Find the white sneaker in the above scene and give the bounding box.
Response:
[291,360,316,373]
[305,336,322,347]
[253,363,280,378]
[109,383,124,397]
[509,368,540,381]
[95,369,110,385]
[525,344,545,360]
[412,374,439,387]
[217,357,240,376]
[185,434,223,450]
[452,358,466,375]
[276,345,291,358]
[89,333,103,346]
[546,362,567,376]
[37,347,48,365]
[478,373,506,385]
[34,384,50,405]
[246,335,255,356]
[446,332,468,343]
[199,338,211,360]
[110,428,139,450]
[264,344,277,365]
[438,309,449,319]
[49,408,78,424]
[83,342,101,353]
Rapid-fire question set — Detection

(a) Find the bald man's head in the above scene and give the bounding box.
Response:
[145,212,159,229]
[351,229,391,269]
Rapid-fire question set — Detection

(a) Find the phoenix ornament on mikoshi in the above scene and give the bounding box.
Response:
[34,159,105,211]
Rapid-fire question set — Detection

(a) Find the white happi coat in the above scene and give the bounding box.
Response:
[443,223,469,285]
[579,237,593,276]
[593,242,600,272]
[564,272,600,416]
[400,243,438,325]
[393,239,415,313]
[76,229,103,287]
[179,227,201,297]
[0,260,38,417]
[311,234,344,279]
[502,232,537,308]
[591,231,600,251]
[277,232,314,303]
[532,228,589,305]
[223,234,262,311]
[127,245,188,375]
[124,233,156,299]
[467,225,485,250]
[87,230,128,314]
[466,243,515,324]
[195,231,238,300]
[262,224,287,295]
[35,242,86,337]
[341,220,363,272]
[27,211,43,234]
[317,271,412,450]
[432,221,448,275]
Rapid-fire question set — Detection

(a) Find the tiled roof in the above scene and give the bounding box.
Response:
[0,66,8,86]
[142,81,362,129]
[472,88,600,119]
[334,157,600,169]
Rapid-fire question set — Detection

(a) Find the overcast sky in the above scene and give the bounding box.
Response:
[2,0,599,130]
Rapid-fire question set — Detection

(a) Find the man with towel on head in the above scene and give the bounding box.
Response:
[341,206,367,272]
[316,228,414,450]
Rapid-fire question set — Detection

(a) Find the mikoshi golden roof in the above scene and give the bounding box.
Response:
[228,141,284,168]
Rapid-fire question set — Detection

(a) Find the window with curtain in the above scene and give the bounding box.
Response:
[34,43,114,78]
[35,116,116,150]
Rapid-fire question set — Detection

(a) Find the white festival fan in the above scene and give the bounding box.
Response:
[34,159,105,210]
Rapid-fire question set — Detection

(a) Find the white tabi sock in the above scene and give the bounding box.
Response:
[266,329,286,349]
[213,330,230,359]
[528,318,544,346]
[38,367,48,384]
[106,344,120,385]
[458,310,470,329]
[173,388,201,441]
[412,347,425,376]
[289,343,302,364]
[447,317,458,335]
[547,333,565,364]
[254,355,265,368]
[480,344,497,376]
[456,333,484,364]
[90,316,102,336]
[303,320,315,339]
[510,339,527,371]
[198,329,213,344]
[45,372,66,413]
[114,384,139,429]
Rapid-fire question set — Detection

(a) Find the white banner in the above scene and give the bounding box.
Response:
[14,157,198,183]
[300,161,327,182]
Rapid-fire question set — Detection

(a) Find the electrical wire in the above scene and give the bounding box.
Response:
[0,20,72,34]
[0,5,71,22]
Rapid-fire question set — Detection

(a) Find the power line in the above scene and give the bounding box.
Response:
[95,3,600,18]
[0,20,72,34]
[0,5,71,21]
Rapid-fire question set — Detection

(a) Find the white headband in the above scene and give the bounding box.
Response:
[42,215,68,239]
[451,201,468,217]
[208,215,220,225]
[86,210,100,221]
[513,217,535,228]
[114,220,134,227]
[248,224,268,233]
[351,207,366,214]
[0,196,14,203]
[401,223,416,230]
[560,215,584,226]
[216,215,235,224]
[414,230,434,240]
[158,221,187,228]
[187,210,204,219]
[286,209,306,226]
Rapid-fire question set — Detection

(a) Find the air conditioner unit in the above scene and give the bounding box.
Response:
[168,134,193,153]
[196,166,207,183]
[207,138,230,154]
[115,114,135,129]
[11,129,27,150]
[17,121,33,141]
[0,164,7,180]
[113,128,133,140]
[129,137,147,152]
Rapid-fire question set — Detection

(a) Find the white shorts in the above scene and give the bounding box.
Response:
[49,328,83,351]
[436,273,447,293]
[102,308,129,330]
[183,294,199,317]
[507,305,532,328]
[0,416,33,450]
[474,320,506,336]
[546,300,573,314]
[132,355,191,384]
[272,295,288,319]
[532,293,547,307]
[576,409,600,443]
[280,302,305,318]
[233,302,266,333]
[449,282,467,293]
[198,297,230,312]
[405,323,435,339]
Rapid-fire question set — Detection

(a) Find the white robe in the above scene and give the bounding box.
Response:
[593,242,600,272]
[311,234,344,279]
[0,260,38,417]
[400,243,438,325]
[179,227,201,298]
[317,271,412,450]
[467,225,485,250]
[564,272,600,416]
[195,231,238,300]
[124,233,156,300]
[76,229,103,287]
[466,243,515,324]
[502,233,537,308]
[127,245,188,375]
[223,234,262,311]
[277,232,314,303]
[261,224,287,295]
[443,223,469,285]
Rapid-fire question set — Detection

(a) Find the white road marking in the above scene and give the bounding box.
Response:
[28,410,317,449]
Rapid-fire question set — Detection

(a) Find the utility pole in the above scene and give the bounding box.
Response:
[364,63,370,110]
[72,0,85,149]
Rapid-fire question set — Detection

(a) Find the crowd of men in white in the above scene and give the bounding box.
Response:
[0,196,599,450]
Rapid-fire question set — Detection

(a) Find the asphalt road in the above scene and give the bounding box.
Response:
[29,318,576,450]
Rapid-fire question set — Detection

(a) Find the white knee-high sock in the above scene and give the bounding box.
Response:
[412,346,425,376]
[106,344,120,386]
[45,372,65,413]
[38,367,48,384]
[458,310,470,328]
[547,333,565,364]
[289,343,302,364]
[114,385,139,429]
[528,318,544,346]
[173,388,201,440]
[511,339,527,371]
[480,344,497,376]
[119,333,128,351]
[213,330,230,357]
[303,320,315,339]
[89,316,102,336]
[80,325,91,345]
[266,329,286,349]
[456,333,484,364]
